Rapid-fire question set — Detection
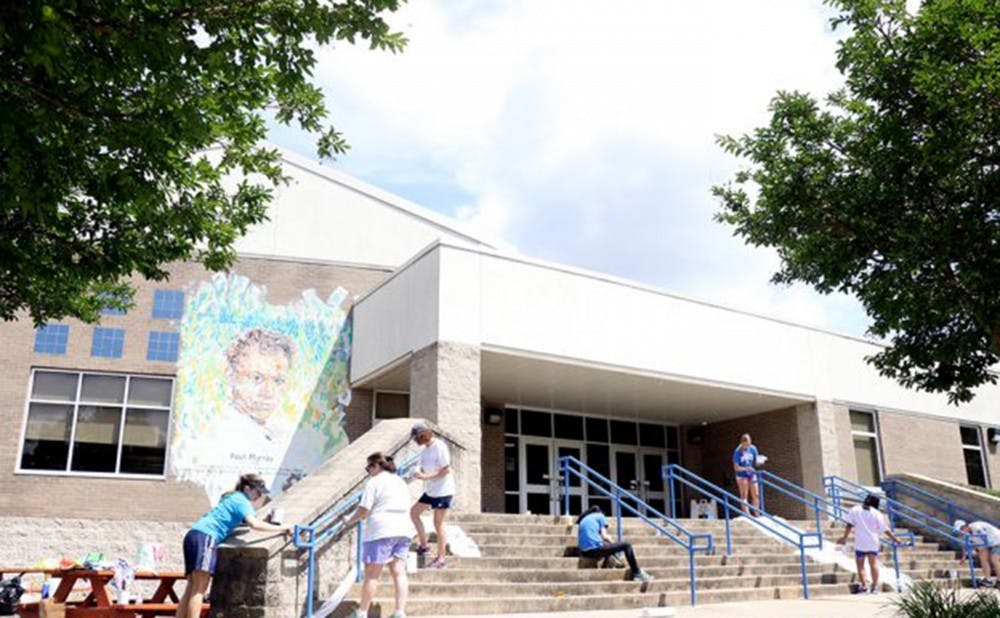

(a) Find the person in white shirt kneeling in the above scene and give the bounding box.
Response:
[837,494,903,594]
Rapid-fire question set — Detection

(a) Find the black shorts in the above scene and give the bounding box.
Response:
[183,529,217,575]
[418,493,453,509]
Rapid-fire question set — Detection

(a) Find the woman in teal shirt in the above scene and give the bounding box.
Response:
[732,433,760,516]
[177,473,294,618]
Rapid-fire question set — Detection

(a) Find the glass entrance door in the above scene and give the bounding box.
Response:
[520,439,552,515]
[613,448,668,517]
[555,442,585,515]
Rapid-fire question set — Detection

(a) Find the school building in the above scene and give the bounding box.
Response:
[2,145,999,529]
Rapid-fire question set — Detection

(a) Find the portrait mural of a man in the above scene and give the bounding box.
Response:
[170,274,352,503]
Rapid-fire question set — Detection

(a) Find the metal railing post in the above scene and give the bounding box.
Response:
[723,494,732,555]
[813,496,823,549]
[758,475,765,514]
[563,459,570,516]
[615,487,623,542]
[355,521,364,583]
[688,549,697,606]
[799,546,809,599]
[892,543,901,590]
[967,537,978,588]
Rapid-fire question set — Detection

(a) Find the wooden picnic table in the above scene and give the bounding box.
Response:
[5,567,207,618]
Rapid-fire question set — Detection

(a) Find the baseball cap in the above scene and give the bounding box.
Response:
[410,422,430,440]
[954,519,967,532]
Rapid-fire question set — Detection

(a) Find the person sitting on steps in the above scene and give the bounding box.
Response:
[576,506,653,583]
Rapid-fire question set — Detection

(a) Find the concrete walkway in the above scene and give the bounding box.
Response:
[423,594,897,618]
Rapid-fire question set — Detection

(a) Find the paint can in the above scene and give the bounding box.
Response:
[270,507,285,525]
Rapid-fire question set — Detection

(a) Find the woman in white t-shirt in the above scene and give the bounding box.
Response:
[408,423,456,569]
[836,494,903,594]
[344,452,414,618]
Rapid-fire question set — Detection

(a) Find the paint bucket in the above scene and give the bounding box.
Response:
[405,551,418,574]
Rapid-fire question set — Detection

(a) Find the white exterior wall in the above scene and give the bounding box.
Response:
[353,243,1000,424]
[351,248,441,381]
[232,147,495,267]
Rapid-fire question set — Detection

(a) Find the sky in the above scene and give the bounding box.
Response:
[268,0,875,338]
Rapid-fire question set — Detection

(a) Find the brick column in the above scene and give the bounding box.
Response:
[797,401,856,493]
[409,341,482,512]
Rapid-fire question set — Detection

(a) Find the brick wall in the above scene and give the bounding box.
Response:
[481,417,505,512]
[878,411,967,484]
[0,256,389,521]
[699,406,806,519]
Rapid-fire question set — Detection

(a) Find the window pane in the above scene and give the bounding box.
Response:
[850,410,875,433]
[666,426,679,450]
[91,327,125,358]
[639,423,665,447]
[553,413,584,440]
[526,493,550,515]
[31,372,78,401]
[853,436,880,486]
[586,443,610,496]
[34,324,69,355]
[71,405,121,472]
[504,408,518,434]
[585,417,608,443]
[505,438,519,490]
[80,374,126,404]
[146,331,180,362]
[964,449,987,487]
[152,290,185,319]
[505,493,520,514]
[120,409,169,475]
[610,420,638,445]
[374,392,409,419]
[128,378,173,407]
[21,403,73,470]
[525,443,550,484]
[960,426,981,447]
[521,410,552,437]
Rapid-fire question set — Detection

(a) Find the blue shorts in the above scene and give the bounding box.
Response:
[418,494,453,509]
[735,471,757,480]
[988,546,1000,556]
[362,536,410,565]
[855,550,879,558]
[183,529,217,575]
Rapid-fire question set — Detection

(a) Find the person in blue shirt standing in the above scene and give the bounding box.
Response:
[732,433,760,516]
[576,506,653,583]
[177,473,295,618]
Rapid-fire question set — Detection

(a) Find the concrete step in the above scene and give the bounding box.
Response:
[440,553,820,569]
[459,533,782,550]
[391,562,832,583]
[472,542,789,558]
[352,582,854,615]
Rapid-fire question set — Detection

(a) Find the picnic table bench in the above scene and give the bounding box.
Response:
[3,567,208,617]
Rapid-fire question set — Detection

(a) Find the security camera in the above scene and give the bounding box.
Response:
[988,427,1000,445]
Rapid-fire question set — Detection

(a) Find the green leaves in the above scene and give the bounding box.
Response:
[714,0,1000,403]
[0,0,407,326]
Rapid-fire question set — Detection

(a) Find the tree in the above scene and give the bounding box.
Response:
[1,0,405,324]
[713,0,999,403]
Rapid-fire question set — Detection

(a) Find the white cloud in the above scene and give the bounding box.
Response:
[272,0,874,337]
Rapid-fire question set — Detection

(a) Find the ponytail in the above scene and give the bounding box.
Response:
[366,452,397,474]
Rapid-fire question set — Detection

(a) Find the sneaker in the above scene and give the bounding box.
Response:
[349,611,368,618]
[427,557,447,569]
[632,570,654,583]
[415,545,430,556]
[388,612,407,618]
[980,578,997,588]
[869,583,878,594]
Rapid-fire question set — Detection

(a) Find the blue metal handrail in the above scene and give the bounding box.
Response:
[558,456,712,606]
[882,478,1000,531]
[825,475,988,588]
[756,470,915,585]
[664,464,822,599]
[295,453,422,617]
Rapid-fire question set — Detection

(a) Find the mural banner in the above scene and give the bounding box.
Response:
[169,274,352,502]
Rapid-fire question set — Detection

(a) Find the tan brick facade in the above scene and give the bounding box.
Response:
[878,410,967,484]
[0,256,389,521]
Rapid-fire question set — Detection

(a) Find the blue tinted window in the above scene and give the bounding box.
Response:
[34,324,69,355]
[91,328,125,358]
[99,292,127,315]
[152,290,184,319]
[146,331,180,362]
